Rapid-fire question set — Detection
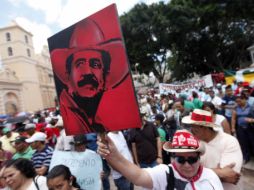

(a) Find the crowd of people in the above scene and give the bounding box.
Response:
[0,113,86,190]
[97,80,254,190]
[0,80,252,189]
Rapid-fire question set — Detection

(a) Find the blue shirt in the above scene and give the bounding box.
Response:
[85,133,98,151]
[222,95,236,117]
[236,104,251,128]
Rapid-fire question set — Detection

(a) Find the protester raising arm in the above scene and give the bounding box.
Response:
[97,135,153,189]
[131,142,139,166]
[98,130,224,190]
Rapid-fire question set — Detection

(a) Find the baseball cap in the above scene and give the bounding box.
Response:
[155,114,165,123]
[69,135,87,145]
[11,136,27,143]
[2,127,11,134]
[25,132,47,143]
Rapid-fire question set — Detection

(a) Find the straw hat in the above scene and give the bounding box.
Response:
[181,109,220,128]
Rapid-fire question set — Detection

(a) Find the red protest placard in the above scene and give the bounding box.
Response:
[48,4,141,135]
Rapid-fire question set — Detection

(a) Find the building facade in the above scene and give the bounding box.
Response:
[0,21,56,115]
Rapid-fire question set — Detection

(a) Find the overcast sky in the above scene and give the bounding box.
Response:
[1,0,169,53]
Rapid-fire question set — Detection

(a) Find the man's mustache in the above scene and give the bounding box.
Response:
[77,74,99,88]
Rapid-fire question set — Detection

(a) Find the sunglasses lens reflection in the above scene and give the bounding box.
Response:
[175,156,199,165]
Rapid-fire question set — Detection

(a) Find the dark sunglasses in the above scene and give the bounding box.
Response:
[174,156,199,165]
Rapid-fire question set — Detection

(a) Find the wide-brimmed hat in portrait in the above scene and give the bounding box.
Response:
[50,18,129,90]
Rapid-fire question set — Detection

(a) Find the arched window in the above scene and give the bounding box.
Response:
[27,48,31,57]
[25,35,28,43]
[4,92,19,115]
[8,47,13,56]
[6,32,11,41]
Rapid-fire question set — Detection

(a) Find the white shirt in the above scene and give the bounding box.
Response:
[201,131,243,190]
[55,129,73,151]
[213,114,226,132]
[200,92,210,102]
[27,176,48,190]
[145,164,223,190]
[108,131,133,179]
[214,114,225,126]
[211,96,222,109]
[0,132,19,153]
[248,97,254,107]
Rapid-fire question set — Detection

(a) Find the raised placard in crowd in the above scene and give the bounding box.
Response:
[48,4,141,135]
[49,150,102,190]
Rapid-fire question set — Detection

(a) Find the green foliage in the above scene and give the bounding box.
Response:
[120,2,171,82]
[120,0,254,81]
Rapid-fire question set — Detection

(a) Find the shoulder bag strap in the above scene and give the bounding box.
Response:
[166,166,175,190]
[33,176,40,190]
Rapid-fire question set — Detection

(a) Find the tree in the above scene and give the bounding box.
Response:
[121,0,254,81]
[120,2,171,82]
[168,0,254,80]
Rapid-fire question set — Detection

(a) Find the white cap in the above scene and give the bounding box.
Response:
[24,123,36,130]
[25,132,47,143]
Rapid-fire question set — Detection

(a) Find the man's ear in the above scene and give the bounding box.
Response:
[104,74,114,91]
[66,78,74,95]
[102,83,107,91]
[67,85,74,95]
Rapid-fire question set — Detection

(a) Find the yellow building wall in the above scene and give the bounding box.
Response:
[22,83,43,111]
[0,22,56,112]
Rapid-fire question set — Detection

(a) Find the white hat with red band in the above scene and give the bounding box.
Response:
[163,129,205,155]
[181,109,220,128]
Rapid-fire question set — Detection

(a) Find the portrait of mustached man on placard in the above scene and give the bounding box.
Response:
[48,4,141,135]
